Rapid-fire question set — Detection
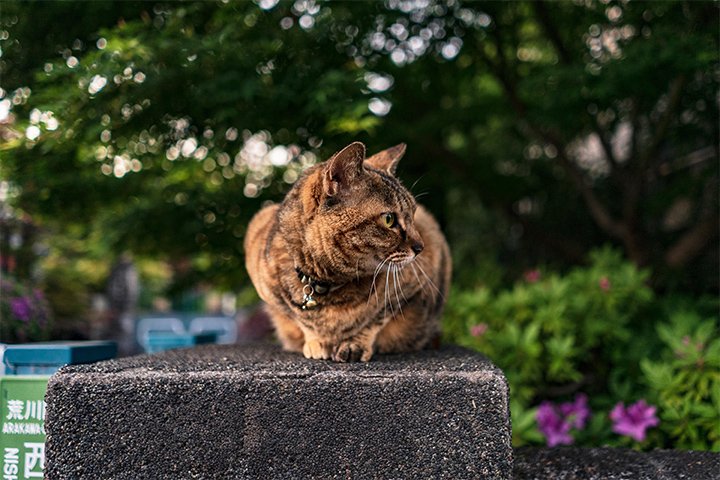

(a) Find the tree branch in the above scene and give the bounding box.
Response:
[629,98,641,161]
[553,149,627,239]
[475,13,634,246]
[477,50,627,239]
[641,75,687,168]
[532,1,620,172]
[512,4,633,240]
[532,1,572,64]
[665,216,719,268]
[592,117,620,170]
[623,77,686,261]
[665,179,719,268]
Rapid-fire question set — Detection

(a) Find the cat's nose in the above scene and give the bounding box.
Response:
[411,242,424,255]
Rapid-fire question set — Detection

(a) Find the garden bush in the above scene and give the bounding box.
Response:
[443,247,719,451]
[0,276,53,343]
[641,310,720,450]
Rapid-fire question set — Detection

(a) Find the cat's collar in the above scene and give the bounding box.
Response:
[295,267,332,310]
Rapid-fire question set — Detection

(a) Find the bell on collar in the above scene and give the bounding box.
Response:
[313,283,329,294]
[302,284,317,310]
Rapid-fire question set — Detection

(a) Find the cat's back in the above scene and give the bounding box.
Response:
[415,204,446,243]
[244,203,280,302]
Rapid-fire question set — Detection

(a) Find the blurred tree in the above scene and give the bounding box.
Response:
[1,0,717,292]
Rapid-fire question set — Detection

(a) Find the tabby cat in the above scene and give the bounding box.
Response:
[244,142,451,362]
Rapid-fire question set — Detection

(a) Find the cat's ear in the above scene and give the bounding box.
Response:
[323,142,366,196]
[364,143,406,175]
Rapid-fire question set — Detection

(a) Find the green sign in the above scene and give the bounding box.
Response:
[0,376,49,480]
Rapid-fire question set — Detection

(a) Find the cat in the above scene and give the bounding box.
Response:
[244,142,451,362]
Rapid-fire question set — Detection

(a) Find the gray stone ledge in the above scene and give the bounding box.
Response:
[514,446,720,480]
[45,344,512,479]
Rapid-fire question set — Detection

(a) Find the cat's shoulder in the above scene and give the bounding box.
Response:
[415,204,440,229]
[245,203,280,249]
[249,202,280,225]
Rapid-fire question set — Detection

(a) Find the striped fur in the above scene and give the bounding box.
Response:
[244,142,451,362]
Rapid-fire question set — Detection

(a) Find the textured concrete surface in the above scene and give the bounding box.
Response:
[45,344,512,479]
[514,447,720,480]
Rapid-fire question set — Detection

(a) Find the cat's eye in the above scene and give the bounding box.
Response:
[381,212,397,228]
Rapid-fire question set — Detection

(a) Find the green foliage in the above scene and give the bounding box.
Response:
[444,247,719,451]
[444,189,506,290]
[0,1,716,450]
[509,400,543,447]
[236,285,261,310]
[136,259,172,310]
[0,1,717,292]
[641,312,720,450]
[41,267,91,340]
[444,247,653,404]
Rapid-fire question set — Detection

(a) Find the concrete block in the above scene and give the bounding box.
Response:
[514,447,720,480]
[45,344,512,479]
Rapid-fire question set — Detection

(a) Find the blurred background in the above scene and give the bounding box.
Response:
[0,0,717,450]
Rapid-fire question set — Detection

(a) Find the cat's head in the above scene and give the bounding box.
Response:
[288,142,424,279]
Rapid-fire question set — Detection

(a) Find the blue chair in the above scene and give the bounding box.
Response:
[136,317,185,352]
[189,316,237,344]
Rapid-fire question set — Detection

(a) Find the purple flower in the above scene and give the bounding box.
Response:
[10,297,32,322]
[610,400,659,442]
[559,393,591,429]
[536,393,592,447]
[536,402,574,447]
[599,276,611,292]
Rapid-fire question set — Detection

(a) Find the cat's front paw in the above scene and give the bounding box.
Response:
[332,340,373,363]
[303,339,330,360]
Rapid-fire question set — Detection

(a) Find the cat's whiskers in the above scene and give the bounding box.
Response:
[415,262,444,299]
[409,175,425,193]
[384,266,396,319]
[409,263,423,296]
[367,258,390,307]
[395,265,408,319]
[392,264,406,321]
[395,264,410,305]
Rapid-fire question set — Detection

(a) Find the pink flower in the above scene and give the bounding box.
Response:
[610,400,659,442]
[469,323,488,337]
[536,402,573,447]
[524,269,541,283]
[599,276,611,291]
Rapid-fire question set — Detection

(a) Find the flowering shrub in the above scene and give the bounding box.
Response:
[443,247,719,451]
[444,247,653,405]
[0,276,52,343]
